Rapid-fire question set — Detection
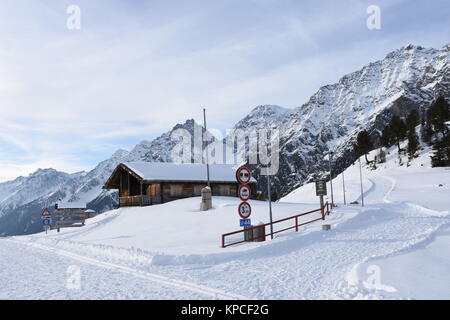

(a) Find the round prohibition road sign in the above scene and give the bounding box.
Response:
[238,184,251,201]
[236,167,252,184]
[238,201,252,219]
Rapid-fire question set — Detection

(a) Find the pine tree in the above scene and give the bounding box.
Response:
[420,117,433,145]
[403,110,421,159]
[406,110,420,132]
[407,130,420,159]
[431,134,450,167]
[380,125,394,148]
[427,96,450,137]
[390,115,407,152]
[354,130,373,164]
[427,97,450,167]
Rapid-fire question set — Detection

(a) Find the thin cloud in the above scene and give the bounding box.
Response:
[0,0,448,181]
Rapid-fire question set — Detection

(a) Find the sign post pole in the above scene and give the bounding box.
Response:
[315,180,327,217]
[328,152,334,207]
[41,208,52,234]
[267,173,274,240]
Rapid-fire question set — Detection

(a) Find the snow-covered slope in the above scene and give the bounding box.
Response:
[4,146,449,299]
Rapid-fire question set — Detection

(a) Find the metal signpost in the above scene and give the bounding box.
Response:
[267,173,274,240]
[236,167,252,228]
[41,208,52,234]
[328,152,334,207]
[315,180,328,213]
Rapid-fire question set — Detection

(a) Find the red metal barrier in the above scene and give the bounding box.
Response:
[221,202,331,248]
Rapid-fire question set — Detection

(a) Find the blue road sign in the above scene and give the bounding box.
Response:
[240,219,251,227]
[42,219,52,226]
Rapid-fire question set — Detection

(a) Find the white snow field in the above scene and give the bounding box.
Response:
[1,146,449,299]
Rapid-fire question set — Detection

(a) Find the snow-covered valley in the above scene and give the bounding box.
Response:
[1,147,449,299]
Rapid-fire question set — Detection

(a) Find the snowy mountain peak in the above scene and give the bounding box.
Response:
[30,168,59,177]
[176,118,196,127]
[233,105,293,131]
[251,104,291,115]
[171,119,204,133]
[111,149,129,158]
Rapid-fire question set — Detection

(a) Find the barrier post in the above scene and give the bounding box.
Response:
[295,216,298,232]
[319,195,325,219]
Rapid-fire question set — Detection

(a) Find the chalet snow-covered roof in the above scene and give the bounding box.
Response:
[103,162,256,189]
[123,162,256,183]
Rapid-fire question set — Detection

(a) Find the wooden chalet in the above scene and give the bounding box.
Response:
[103,162,257,207]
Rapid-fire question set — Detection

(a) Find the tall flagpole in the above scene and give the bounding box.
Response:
[203,108,210,188]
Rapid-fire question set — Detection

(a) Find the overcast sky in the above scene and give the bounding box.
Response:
[0,0,449,181]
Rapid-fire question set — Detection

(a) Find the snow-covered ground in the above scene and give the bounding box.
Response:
[1,146,449,299]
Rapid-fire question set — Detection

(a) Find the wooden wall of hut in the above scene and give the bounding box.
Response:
[119,170,142,197]
[154,182,239,203]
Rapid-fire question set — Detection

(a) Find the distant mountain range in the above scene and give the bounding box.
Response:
[1,43,448,235]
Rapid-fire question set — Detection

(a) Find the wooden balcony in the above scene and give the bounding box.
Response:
[119,195,157,207]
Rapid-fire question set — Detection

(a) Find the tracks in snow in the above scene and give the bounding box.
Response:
[381,175,448,216]
[7,239,250,300]
[381,175,396,203]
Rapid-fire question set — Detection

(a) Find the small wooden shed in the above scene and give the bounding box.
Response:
[103,162,257,207]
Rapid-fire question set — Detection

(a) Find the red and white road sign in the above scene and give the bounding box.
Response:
[238,201,252,219]
[238,184,251,201]
[41,208,51,218]
[236,167,251,184]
